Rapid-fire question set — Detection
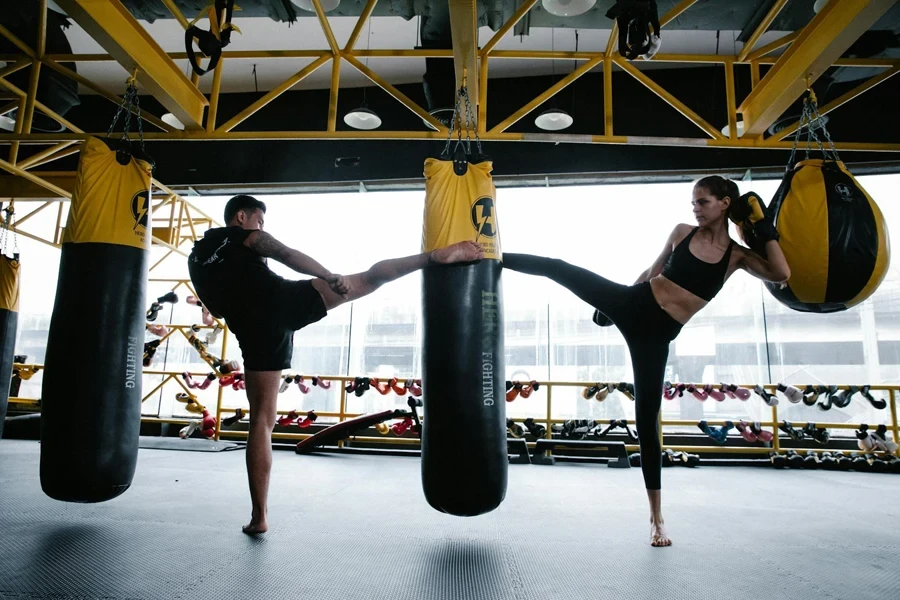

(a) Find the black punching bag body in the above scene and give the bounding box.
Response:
[421,155,506,516]
[0,254,19,439]
[41,137,151,502]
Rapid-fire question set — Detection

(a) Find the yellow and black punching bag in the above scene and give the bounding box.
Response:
[767,159,890,313]
[0,253,19,440]
[421,150,506,516]
[41,136,152,502]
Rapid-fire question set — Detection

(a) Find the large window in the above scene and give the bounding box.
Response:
[11,174,900,431]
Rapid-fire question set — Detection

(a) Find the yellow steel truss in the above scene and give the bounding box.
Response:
[0,0,894,161]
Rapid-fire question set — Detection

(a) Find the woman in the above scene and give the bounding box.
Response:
[502,176,790,547]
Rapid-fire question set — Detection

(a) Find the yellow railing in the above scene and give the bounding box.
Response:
[9,368,898,458]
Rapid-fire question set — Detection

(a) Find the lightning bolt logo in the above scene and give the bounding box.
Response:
[131,190,150,231]
[471,197,497,241]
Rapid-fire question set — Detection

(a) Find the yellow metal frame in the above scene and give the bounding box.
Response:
[0,0,895,168]
[12,369,900,458]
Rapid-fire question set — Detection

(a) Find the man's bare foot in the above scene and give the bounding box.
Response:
[430,241,485,265]
[242,520,268,535]
[650,519,672,547]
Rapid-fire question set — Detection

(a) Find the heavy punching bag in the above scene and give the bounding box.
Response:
[0,226,19,440]
[421,143,506,517]
[765,158,889,313]
[41,135,152,502]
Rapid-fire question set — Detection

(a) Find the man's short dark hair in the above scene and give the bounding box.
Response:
[224,195,266,224]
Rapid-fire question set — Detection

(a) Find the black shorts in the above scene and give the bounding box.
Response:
[224,280,327,371]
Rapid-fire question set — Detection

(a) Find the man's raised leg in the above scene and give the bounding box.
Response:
[311,241,483,310]
[242,369,281,535]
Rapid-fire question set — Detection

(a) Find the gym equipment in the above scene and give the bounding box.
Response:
[296,397,423,454]
[200,410,217,438]
[506,381,521,402]
[785,450,805,468]
[311,376,331,389]
[753,385,778,406]
[698,420,733,444]
[296,411,317,428]
[421,85,506,517]
[687,384,708,401]
[175,392,205,415]
[41,79,153,502]
[873,424,899,453]
[749,422,774,443]
[777,383,804,404]
[724,384,752,400]
[0,203,19,440]
[179,420,200,439]
[803,423,831,444]
[735,421,757,442]
[277,410,299,427]
[221,408,244,426]
[146,291,178,322]
[506,439,531,465]
[531,438,631,468]
[764,91,889,313]
[817,385,840,411]
[522,418,546,438]
[506,419,525,438]
[592,309,613,327]
[182,372,216,390]
[819,452,837,470]
[802,452,820,469]
[779,421,806,441]
[860,385,887,410]
[605,0,662,60]
[185,0,240,77]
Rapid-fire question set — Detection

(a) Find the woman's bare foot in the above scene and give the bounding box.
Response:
[430,241,485,264]
[242,516,268,535]
[650,518,672,547]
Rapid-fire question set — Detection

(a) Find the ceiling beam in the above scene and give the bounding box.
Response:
[736,0,789,63]
[53,0,208,130]
[448,0,479,112]
[738,0,896,139]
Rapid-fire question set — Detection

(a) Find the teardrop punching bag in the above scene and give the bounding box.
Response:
[41,136,152,502]
[421,154,506,516]
[766,159,890,313]
[0,253,19,440]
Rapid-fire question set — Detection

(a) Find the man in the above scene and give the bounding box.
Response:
[188,194,483,534]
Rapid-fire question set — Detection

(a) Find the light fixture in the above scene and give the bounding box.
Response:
[542,0,596,18]
[293,0,340,13]
[535,108,573,131]
[535,28,574,132]
[343,107,381,130]
[721,117,745,137]
[344,18,381,131]
[813,0,829,14]
[0,115,15,132]
[423,107,455,131]
[161,112,185,130]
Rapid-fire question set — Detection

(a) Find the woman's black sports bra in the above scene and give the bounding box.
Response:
[661,227,734,301]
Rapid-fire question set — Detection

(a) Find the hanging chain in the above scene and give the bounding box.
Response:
[442,84,483,157]
[106,72,148,156]
[809,93,841,163]
[462,85,483,155]
[787,89,839,169]
[443,89,465,156]
[0,202,18,258]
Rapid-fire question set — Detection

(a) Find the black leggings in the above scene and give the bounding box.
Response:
[503,253,684,490]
